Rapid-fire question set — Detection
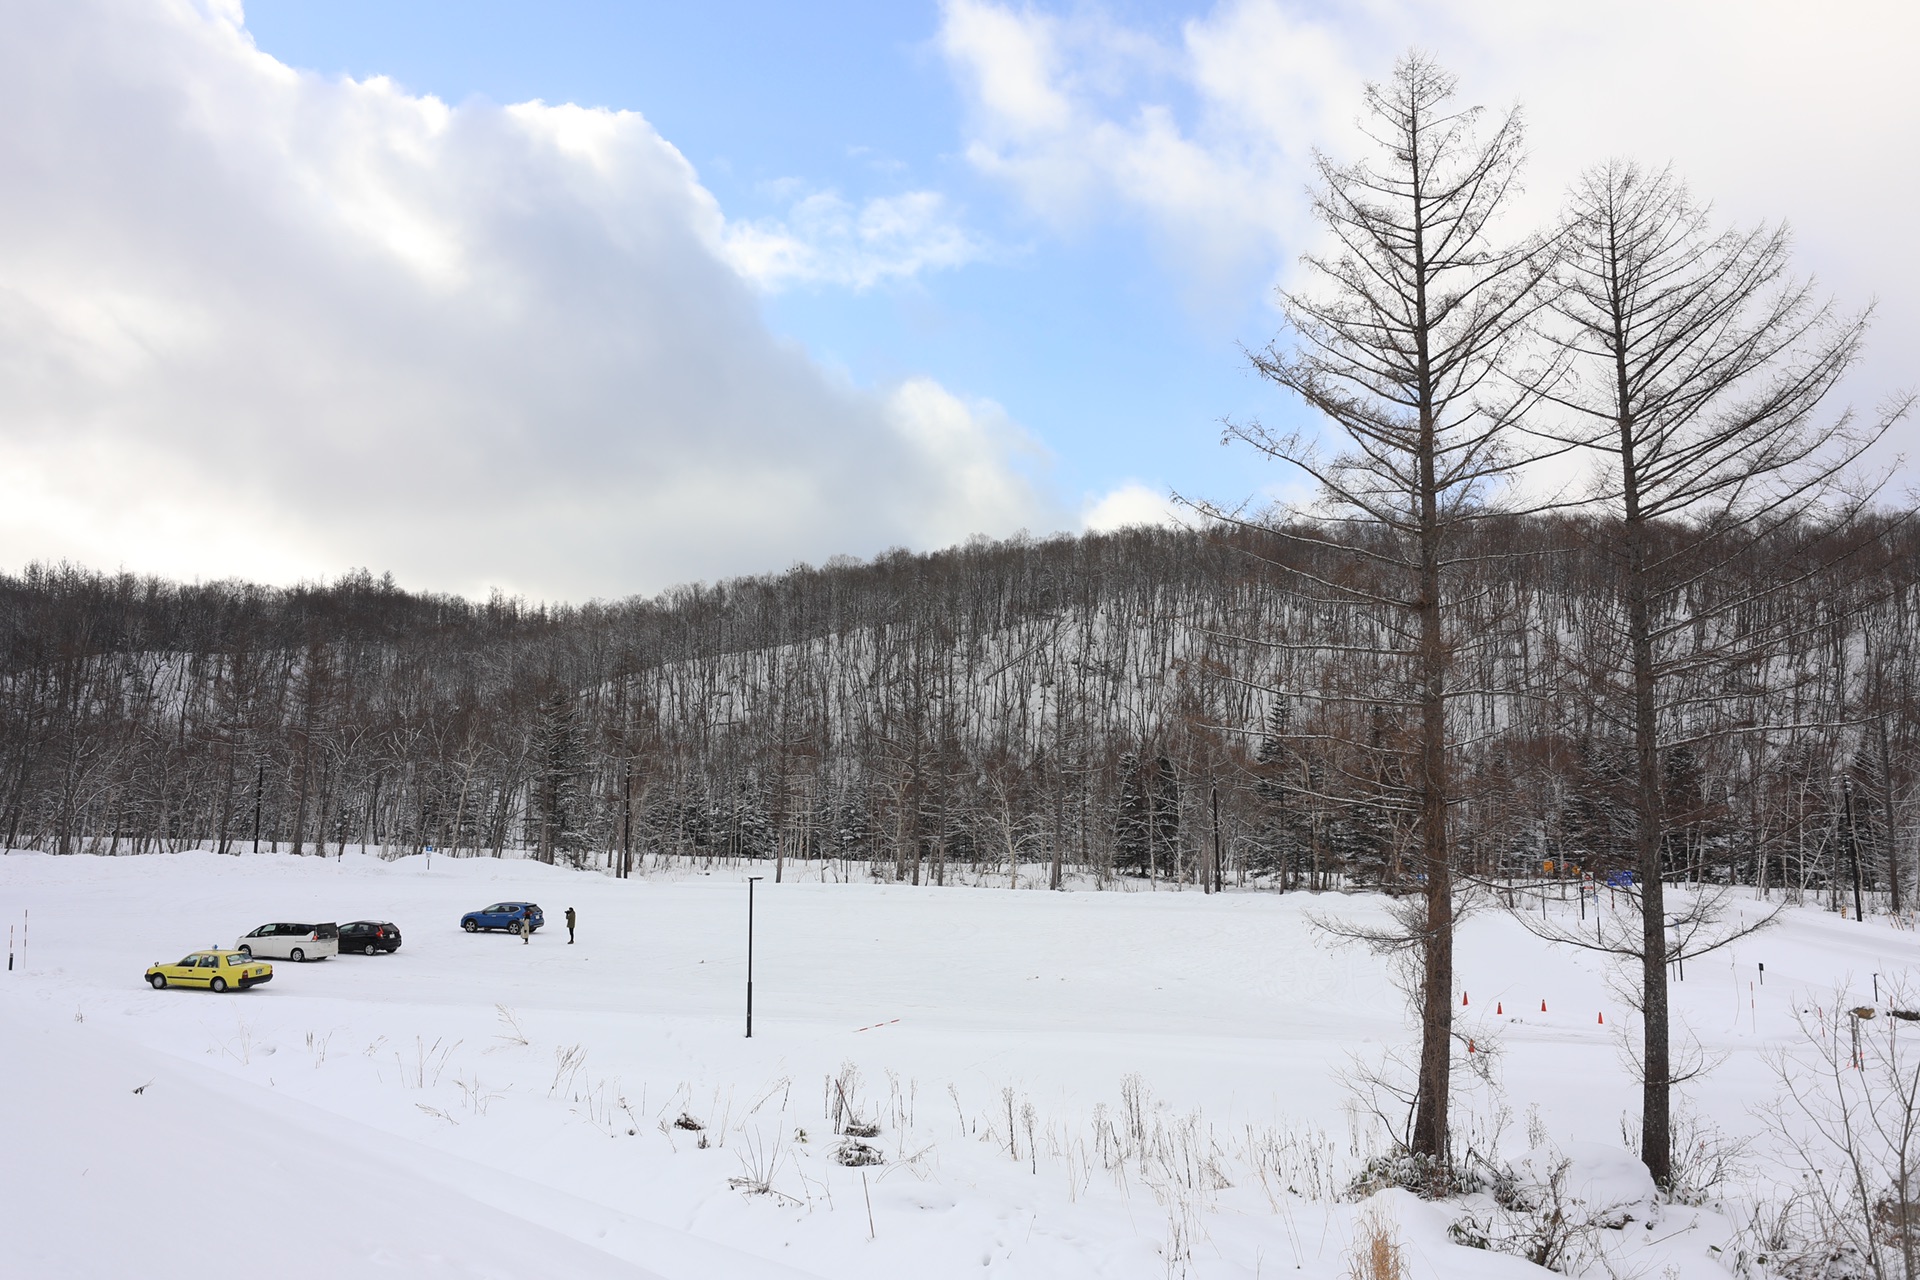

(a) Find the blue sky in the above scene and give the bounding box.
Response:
[0,0,1910,600]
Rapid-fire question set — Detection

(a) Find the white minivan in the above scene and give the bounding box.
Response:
[235,922,339,962]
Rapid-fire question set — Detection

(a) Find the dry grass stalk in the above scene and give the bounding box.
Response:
[1347,1205,1407,1280]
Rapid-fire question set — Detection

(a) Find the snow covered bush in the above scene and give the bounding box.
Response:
[833,1138,884,1167]
[1445,1143,1654,1274]
[1622,1105,1751,1208]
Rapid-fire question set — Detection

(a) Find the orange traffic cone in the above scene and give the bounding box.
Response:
[1598,1011,1605,1025]
[1496,1002,1503,1015]
[1462,991,1469,1006]
[1468,1038,1476,1054]
[1541,999,1548,1013]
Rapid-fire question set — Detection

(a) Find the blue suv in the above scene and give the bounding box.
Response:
[460,901,544,934]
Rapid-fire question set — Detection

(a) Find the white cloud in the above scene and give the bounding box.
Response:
[1081,482,1181,532]
[721,189,983,291]
[940,0,1920,454]
[888,379,1051,543]
[939,0,1362,274]
[0,0,1054,600]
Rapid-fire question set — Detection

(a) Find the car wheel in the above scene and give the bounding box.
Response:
[463,919,478,933]
[290,947,306,962]
[237,945,251,957]
[211,977,228,993]
[364,942,378,956]
[149,974,167,989]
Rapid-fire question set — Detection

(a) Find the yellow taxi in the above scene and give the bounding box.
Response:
[145,949,274,993]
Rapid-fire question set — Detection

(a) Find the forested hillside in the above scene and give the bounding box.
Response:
[3,513,1915,898]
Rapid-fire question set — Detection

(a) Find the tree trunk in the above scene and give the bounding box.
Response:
[622,758,634,878]
[450,763,472,862]
[290,744,311,857]
[1878,693,1902,916]
[1626,516,1672,1188]
[1410,435,1455,1168]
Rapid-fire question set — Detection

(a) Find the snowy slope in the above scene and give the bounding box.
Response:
[2,851,1914,1278]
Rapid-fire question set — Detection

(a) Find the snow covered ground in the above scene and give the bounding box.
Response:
[2,851,1913,1278]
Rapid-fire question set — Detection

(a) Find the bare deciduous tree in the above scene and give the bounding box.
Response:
[1217,52,1554,1175]
[1534,159,1909,1187]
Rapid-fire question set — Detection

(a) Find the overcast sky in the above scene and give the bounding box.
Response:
[1,0,1912,601]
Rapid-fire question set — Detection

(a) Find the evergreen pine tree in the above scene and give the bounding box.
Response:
[531,688,588,865]
[1114,751,1149,875]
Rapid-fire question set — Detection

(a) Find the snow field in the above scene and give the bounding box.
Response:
[3,851,1916,1278]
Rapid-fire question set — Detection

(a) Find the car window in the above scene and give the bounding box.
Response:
[485,904,507,913]
[227,955,249,966]
[198,955,219,968]
[175,954,200,967]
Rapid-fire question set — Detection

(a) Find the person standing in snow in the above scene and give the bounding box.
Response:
[565,906,576,944]
[519,906,532,944]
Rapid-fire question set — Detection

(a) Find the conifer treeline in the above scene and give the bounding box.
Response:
[2,513,1914,896]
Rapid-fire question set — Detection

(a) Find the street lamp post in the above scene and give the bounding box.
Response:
[1845,775,1866,924]
[746,876,764,1038]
